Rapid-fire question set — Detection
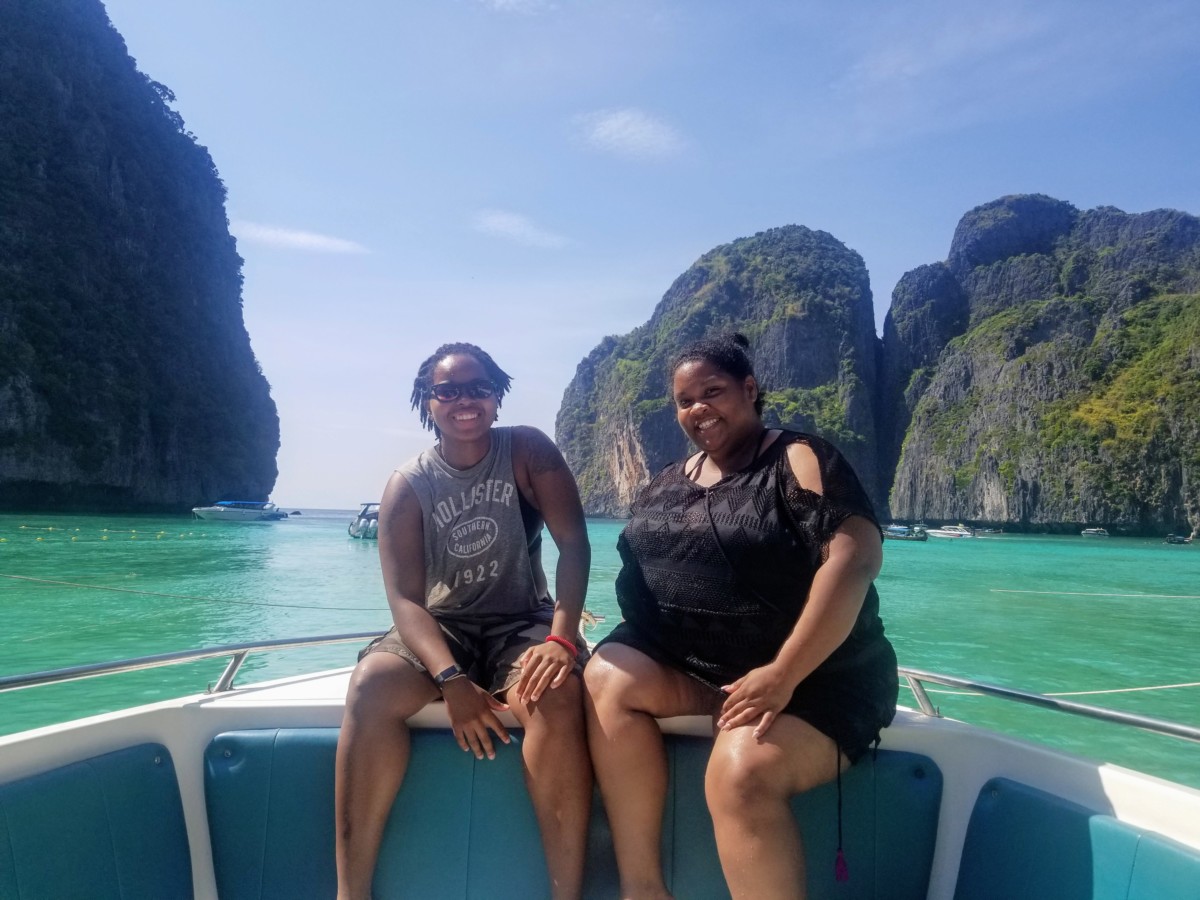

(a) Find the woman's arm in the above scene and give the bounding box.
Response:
[377,471,458,672]
[378,470,510,755]
[512,426,592,702]
[717,441,882,737]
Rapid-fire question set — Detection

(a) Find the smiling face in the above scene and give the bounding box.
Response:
[672,359,761,458]
[427,353,498,444]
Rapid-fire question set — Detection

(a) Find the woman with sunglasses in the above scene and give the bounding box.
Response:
[584,333,897,900]
[335,342,592,900]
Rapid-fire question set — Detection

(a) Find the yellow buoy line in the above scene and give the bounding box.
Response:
[1,525,209,542]
[0,572,387,612]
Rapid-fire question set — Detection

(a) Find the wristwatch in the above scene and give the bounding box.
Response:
[432,663,467,689]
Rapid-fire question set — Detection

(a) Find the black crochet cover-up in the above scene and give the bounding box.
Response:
[600,430,898,761]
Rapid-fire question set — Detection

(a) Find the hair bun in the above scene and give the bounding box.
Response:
[729,332,750,349]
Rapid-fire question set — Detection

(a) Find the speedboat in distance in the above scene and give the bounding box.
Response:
[925,523,976,539]
[191,500,288,522]
[348,502,380,539]
[883,523,928,541]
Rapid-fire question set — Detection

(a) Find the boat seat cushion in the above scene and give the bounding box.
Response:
[954,776,1200,900]
[204,728,942,899]
[0,742,192,900]
[669,736,942,899]
[205,728,563,899]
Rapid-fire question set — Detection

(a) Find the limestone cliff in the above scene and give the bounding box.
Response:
[887,196,1200,533]
[561,196,1199,536]
[0,0,279,511]
[556,226,882,516]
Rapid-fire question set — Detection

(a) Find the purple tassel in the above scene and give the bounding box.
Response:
[835,848,850,883]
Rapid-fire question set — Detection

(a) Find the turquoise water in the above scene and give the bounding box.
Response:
[2,512,1197,787]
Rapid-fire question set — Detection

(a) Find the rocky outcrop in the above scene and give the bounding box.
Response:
[947,194,1078,276]
[561,195,1200,536]
[878,263,968,487]
[556,226,883,516]
[888,196,1200,534]
[0,0,279,511]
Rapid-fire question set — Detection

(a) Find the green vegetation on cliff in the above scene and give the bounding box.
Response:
[556,225,882,516]
[761,384,865,452]
[561,197,1199,533]
[1037,294,1200,513]
[0,0,279,511]
[890,196,1199,533]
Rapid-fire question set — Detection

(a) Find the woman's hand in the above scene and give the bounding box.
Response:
[717,663,795,738]
[514,639,575,704]
[441,678,511,760]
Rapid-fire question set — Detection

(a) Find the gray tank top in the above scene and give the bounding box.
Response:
[397,427,550,620]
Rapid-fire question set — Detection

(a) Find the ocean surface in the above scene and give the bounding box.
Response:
[2,510,1197,788]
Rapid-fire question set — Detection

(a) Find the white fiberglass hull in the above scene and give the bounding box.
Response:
[192,507,283,522]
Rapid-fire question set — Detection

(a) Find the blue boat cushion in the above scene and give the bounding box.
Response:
[668,736,943,899]
[0,742,192,900]
[206,728,345,900]
[205,728,561,900]
[954,776,1200,900]
[204,728,942,900]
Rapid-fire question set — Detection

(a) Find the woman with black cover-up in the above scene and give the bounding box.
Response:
[584,333,898,900]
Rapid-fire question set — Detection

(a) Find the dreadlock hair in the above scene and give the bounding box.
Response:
[410,342,514,436]
[669,332,764,415]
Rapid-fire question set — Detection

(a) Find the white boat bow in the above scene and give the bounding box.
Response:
[2,636,1199,899]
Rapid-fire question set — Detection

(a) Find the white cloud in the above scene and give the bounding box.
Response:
[231,221,369,254]
[573,108,685,161]
[472,209,568,248]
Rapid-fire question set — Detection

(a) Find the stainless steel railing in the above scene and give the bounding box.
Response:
[3,639,1197,745]
[899,666,1200,744]
[0,632,378,695]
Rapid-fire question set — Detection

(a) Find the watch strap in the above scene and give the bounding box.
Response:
[432,663,466,688]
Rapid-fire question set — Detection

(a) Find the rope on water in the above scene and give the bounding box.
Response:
[0,572,387,612]
[909,681,1200,698]
[992,589,1200,600]
[1046,682,1200,697]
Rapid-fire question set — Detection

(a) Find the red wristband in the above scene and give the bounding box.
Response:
[544,634,579,658]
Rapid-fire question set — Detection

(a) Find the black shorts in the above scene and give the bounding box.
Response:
[361,611,589,695]
[597,622,897,763]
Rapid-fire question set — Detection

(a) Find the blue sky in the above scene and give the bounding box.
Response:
[100,0,1200,508]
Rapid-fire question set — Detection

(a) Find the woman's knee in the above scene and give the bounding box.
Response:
[582,647,615,690]
[345,654,429,718]
[526,673,585,725]
[585,643,657,692]
[551,670,584,704]
[706,722,841,816]
[583,649,642,717]
[705,739,792,816]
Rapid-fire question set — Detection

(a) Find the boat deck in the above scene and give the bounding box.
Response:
[3,659,1200,899]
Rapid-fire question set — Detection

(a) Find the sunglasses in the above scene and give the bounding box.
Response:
[429,379,497,402]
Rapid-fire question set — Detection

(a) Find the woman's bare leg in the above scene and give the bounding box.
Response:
[505,674,591,900]
[335,653,439,900]
[704,717,845,900]
[584,645,720,900]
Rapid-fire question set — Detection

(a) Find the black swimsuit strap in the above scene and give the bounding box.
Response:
[685,428,771,483]
[749,427,771,465]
